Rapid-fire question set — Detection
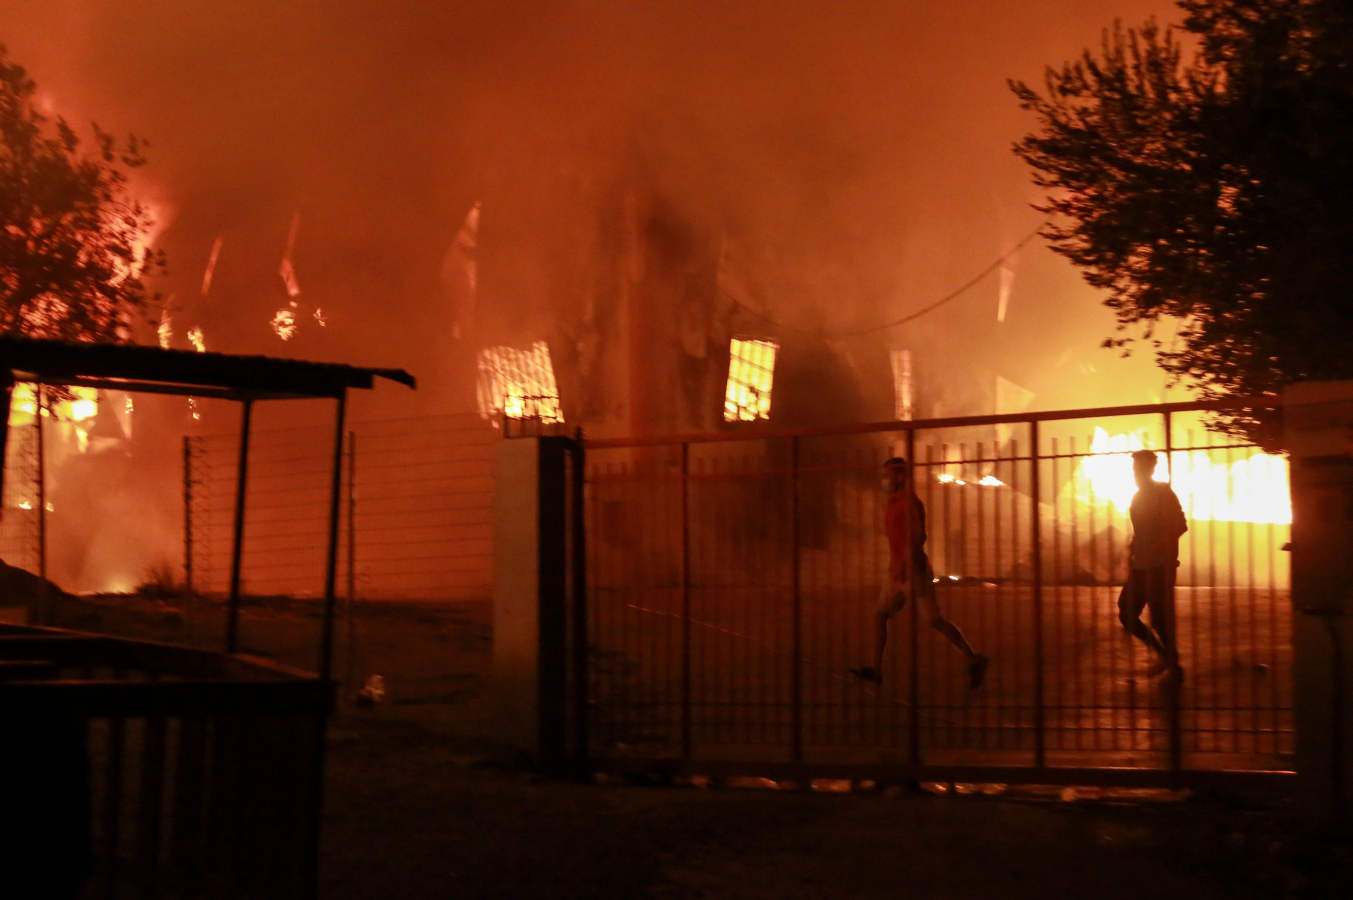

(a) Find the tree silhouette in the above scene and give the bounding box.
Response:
[1,44,162,342]
[1011,0,1353,445]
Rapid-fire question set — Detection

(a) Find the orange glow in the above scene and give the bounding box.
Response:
[201,235,223,296]
[271,306,298,341]
[1073,427,1290,524]
[476,341,564,423]
[724,338,778,422]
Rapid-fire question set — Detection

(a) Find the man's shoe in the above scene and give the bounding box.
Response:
[968,654,990,690]
[849,666,883,685]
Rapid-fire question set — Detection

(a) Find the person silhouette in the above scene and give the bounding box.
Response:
[852,456,989,689]
[1117,449,1188,676]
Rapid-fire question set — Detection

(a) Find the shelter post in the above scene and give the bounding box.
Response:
[319,390,347,681]
[226,397,254,653]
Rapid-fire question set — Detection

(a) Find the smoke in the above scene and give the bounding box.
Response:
[5,0,1181,587]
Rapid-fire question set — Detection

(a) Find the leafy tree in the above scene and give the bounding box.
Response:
[1,44,161,342]
[1010,0,1353,445]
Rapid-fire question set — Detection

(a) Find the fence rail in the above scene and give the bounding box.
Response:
[583,403,1294,781]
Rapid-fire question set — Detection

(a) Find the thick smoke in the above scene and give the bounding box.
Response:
[4,0,1180,589]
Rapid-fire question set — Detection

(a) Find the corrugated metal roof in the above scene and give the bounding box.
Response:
[0,337,415,399]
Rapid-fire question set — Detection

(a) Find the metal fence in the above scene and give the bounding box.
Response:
[186,413,496,604]
[583,402,1294,783]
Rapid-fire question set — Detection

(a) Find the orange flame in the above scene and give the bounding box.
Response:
[1074,427,1290,524]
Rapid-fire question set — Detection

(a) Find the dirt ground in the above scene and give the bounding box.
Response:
[37,592,1353,899]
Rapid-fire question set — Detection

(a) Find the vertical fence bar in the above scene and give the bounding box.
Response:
[1030,419,1046,769]
[35,384,46,582]
[789,436,803,763]
[907,428,920,767]
[226,397,254,655]
[1164,410,1182,772]
[345,430,357,688]
[183,436,194,594]
[570,432,589,780]
[680,442,692,762]
[319,390,348,682]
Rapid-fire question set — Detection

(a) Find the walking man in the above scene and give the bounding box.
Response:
[852,457,989,689]
[1118,449,1188,676]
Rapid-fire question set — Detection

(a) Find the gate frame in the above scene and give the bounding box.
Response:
[574,397,1294,790]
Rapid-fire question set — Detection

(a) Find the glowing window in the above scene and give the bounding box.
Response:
[724,338,779,422]
[476,340,564,423]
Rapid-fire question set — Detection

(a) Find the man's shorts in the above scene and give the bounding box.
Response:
[878,556,940,621]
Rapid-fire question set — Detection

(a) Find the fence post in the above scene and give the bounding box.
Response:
[570,432,589,781]
[35,384,46,584]
[907,428,920,768]
[790,436,803,763]
[183,435,194,645]
[226,397,253,655]
[1031,419,1046,769]
[345,430,357,687]
[184,435,194,595]
[680,441,692,763]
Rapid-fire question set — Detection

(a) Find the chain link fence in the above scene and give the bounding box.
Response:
[185,413,497,605]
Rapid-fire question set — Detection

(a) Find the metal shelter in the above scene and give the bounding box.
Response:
[0,336,415,677]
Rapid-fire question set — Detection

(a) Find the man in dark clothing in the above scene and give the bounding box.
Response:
[852,457,989,689]
[1118,449,1189,676]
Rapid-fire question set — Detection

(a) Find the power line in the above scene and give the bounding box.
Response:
[721,219,1049,340]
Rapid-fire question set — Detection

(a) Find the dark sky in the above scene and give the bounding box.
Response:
[4,0,1183,419]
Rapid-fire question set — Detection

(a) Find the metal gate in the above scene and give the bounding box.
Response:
[582,402,1294,786]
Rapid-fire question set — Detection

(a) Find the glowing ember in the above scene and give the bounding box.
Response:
[185,326,206,420]
[271,308,298,341]
[313,307,327,327]
[724,338,778,422]
[476,341,563,423]
[1074,427,1290,524]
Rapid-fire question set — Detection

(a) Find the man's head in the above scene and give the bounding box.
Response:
[883,456,911,493]
[1132,449,1159,488]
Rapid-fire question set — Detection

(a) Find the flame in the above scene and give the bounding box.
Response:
[724,338,778,422]
[935,473,1005,488]
[271,308,298,341]
[476,341,564,423]
[185,326,205,420]
[1074,427,1290,524]
[313,307,327,327]
[157,313,173,349]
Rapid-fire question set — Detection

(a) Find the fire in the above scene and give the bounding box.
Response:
[724,338,778,422]
[6,383,98,427]
[271,307,298,341]
[1074,427,1290,524]
[476,341,564,423]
